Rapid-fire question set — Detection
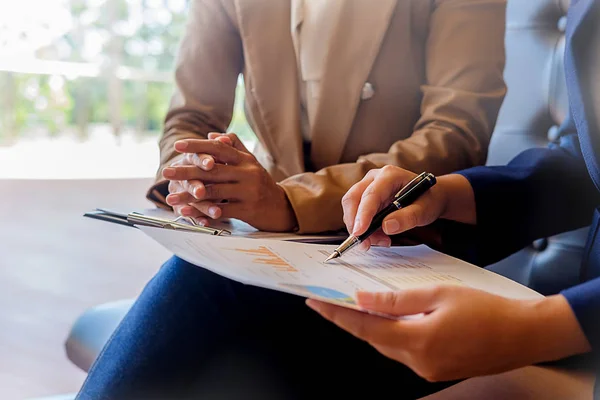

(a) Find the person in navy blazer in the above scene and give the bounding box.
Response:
[310,0,600,394]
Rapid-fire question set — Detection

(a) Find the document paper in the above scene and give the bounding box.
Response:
[139,226,542,311]
[140,208,346,243]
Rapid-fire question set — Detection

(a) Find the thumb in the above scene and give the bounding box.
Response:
[356,288,440,316]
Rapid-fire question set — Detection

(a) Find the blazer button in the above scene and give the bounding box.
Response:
[361,82,375,100]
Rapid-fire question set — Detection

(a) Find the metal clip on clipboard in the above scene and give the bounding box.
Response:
[126,212,231,236]
[84,208,231,236]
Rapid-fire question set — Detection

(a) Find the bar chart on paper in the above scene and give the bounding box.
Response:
[139,226,544,306]
[384,273,463,289]
[226,246,298,273]
[317,250,464,291]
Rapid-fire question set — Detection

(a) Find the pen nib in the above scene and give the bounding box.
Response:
[324,251,340,263]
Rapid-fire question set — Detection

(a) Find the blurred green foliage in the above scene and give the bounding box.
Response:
[0,0,255,145]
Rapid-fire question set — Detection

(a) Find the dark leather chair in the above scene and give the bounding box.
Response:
[65,0,588,374]
[483,0,590,296]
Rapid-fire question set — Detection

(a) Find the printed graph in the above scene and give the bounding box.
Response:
[318,250,463,290]
[279,284,356,304]
[228,246,298,273]
[387,274,463,288]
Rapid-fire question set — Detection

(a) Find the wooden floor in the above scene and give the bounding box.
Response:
[0,179,171,399]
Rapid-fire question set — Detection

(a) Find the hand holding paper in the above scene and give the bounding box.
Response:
[307,286,591,382]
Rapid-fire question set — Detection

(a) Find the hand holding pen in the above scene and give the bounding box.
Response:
[326,166,476,261]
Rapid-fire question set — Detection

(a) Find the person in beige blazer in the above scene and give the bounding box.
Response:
[76,1,509,399]
[149,0,507,234]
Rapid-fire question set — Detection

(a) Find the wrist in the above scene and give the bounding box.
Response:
[518,295,591,365]
[436,174,476,224]
[275,184,299,232]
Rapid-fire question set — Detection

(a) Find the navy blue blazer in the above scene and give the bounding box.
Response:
[446,0,600,382]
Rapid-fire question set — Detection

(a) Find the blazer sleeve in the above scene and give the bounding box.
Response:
[146,0,243,207]
[562,277,600,351]
[445,133,600,267]
[280,0,507,233]
[456,130,600,353]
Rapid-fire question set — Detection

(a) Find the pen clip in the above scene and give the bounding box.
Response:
[393,172,428,199]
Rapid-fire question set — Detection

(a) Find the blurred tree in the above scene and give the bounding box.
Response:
[1,0,256,147]
[0,72,17,144]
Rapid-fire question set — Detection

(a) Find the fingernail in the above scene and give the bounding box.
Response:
[174,141,188,151]
[193,186,203,198]
[167,194,180,204]
[202,158,210,168]
[383,219,400,235]
[162,167,175,178]
[181,206,193,216]
[208,206,219,218]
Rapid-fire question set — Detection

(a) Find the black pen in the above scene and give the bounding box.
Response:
[324,172,437,262]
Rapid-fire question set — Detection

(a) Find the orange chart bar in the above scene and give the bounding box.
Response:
[230,246,298,273]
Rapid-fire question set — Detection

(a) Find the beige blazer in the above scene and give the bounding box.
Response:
[148,0,507,234]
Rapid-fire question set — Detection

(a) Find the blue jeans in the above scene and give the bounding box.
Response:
[76,256,456,399]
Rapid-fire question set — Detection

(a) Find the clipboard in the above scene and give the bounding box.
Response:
[85,208,347,243]
[84,208,231,236]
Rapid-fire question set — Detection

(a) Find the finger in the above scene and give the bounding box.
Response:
[201,183,241,202]
[215,201,243,220]
[168,179,184,194]
[162,164,239,183]
[169,157,187,167]
[356,287,442,316]
[369,231,392,248]
[353,173,405,236]
[190,201,222,219]
[183,153,215,171]
[195,216,210,226]
[380,203,428,236]
[355,230,392,252]
[208,132,233,147]
[221,132,250,152]
[306,300,405,346]
[341,174,376,234]
[166,190,196,206]
[181,180,206,200]
[356,238,372,252]
[176,204,207,221]
[174,139,245,165]
[174,206,210,227]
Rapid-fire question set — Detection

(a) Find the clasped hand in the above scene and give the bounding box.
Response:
[162,133,296,232]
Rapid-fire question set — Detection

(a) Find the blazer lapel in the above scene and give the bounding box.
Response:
[309,0,398,170]
[235,0,305,177]
[565,0,600,190]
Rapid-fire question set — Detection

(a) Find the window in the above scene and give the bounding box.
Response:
[0,0,253,178]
